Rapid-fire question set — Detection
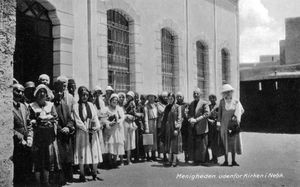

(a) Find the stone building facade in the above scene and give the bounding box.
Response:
[1,0,240,184]
[13,0,240,101]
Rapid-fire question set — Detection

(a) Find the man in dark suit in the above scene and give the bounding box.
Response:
[13,84,34,187]
[53,80,75,184]
[188,88,210,165]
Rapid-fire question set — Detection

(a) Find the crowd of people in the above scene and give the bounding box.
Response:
[12,74,244,187]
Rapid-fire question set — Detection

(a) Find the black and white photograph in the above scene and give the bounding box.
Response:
[0,0,299,186]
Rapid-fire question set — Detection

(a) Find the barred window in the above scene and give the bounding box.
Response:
[161,28,175,93]
[196,41,208,96]
[107,10,130,92]
[221,49,230,84]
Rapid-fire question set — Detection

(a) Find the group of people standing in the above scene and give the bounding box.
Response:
[12,73,244,187]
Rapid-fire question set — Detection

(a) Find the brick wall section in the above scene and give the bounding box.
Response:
[0,0,15,186]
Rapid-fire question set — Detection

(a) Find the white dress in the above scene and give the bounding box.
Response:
[73,102,103,165]
[101,105,125,155]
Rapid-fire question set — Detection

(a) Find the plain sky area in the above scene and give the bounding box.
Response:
[239,0,300,63]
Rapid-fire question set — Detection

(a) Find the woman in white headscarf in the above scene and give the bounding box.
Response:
[217,84,244,166]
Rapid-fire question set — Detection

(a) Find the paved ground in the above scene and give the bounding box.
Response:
[68,132,300,187]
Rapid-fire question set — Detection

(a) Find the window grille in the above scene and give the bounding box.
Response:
[221,49,230,84]
[196,41,207,96]
[161,28,175,93]
[107,10,130,92]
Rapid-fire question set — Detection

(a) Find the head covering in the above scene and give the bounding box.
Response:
[118,92,126,98]
[221,84,234,93]
[38,74,50,82]
[106,86,114,92]
[109,93,119,102]
[56,75,68,83]
[126,91,135,98]
[68,79,76,84]
[147,92,157,98]
[78,86,89,97]
[94,85,102,92]
[13,84,25,91]
[193,88,201,94]
[176,91,184,98]
[161,91,168,97]
[25,81,35,88]
[34,84,51,97]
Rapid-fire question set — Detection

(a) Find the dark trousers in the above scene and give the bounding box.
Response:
[193,133,209,163]
[13,143,33,187]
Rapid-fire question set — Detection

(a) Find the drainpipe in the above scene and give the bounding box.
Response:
[185,0,190,101]
[236,3,240,98]
[213,0,218,95]
[87,0,93,89]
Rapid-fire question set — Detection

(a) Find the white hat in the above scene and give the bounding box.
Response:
[176,91,184,97]
[38,74,50,81]
[109,93,119,102]
[147,92,157,98]
[126,91,135,98]
[106,86,114,92]
[221,84,234,93]
[94,85,102,92]
[161,91,168,97]
[56,75,68,83]
[34,84,52,97]
[193,88,201,94]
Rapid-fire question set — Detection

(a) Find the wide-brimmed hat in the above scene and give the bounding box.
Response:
[221,84,234,93]
[34,84,51,97]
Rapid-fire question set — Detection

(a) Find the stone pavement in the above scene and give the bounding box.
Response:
[68,132,300,187]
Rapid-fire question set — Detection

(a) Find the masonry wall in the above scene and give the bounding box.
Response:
[285,17,300,65]
[0,0,15,186]
[91,0,239,101]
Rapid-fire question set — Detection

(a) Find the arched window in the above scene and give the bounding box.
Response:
[221,48,230,84]
[196,41,208,96]
[161,28,175,93]
[107,10,130,92]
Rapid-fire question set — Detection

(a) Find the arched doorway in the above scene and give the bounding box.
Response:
[14,0,53,85]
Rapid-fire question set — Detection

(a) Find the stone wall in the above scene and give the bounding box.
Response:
[0,0,15,186]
